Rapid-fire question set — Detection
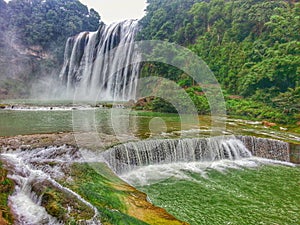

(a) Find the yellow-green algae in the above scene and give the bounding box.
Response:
[64,162,188,225]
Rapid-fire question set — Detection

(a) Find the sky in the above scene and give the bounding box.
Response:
[79,0,147,24]
[3,0,147,24]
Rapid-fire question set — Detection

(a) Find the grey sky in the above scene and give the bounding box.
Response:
[4,0,147,24]
[79,0,147,24]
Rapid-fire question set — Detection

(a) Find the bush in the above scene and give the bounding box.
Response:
[226,98,295,124]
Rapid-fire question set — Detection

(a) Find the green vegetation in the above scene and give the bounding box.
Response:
[138,0,300,126]
[64,163,187,225]
[1,0,100,54]
[139,165,300,225]
[0,162,14,225]
[0,0,299,126]
[65,163,148,224]
[226,98,292,124]
[0,0,101,98]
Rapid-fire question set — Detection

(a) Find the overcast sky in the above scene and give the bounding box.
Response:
[79,0,147,24]
[4,0,147,24]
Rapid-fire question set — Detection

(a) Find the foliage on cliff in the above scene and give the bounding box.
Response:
[0,0,101,98]
[138,0,300,124]
[1,0,100,53]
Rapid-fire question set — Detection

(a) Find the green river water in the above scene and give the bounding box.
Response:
[0,101,299,225]
[0,101,299,143]
[136,165,300,225]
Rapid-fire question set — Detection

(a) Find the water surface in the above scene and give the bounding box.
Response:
[0,104,299,144]
[136,164,300,225]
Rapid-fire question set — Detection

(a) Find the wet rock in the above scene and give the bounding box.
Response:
[31,179,94,223]
[0,104,6,109]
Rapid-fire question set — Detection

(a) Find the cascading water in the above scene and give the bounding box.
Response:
[102,137,253,175]
[1,146,101,225]
[59,20,140,101]
[1,136,292,223]
[102,136,292,187]
[236,135,290,161]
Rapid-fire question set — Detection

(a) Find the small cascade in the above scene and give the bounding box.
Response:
[236,136,290,162]
[102,137,252,175]
[1,146,101,225]
[59,20,140,101]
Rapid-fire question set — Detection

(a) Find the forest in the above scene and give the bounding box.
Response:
[0,0,101,98]
[138,0,300,126]
[0,0,299,126]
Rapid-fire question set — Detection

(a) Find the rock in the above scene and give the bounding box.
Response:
[0,88,8,95]
[262,121,277,127]
[135,96,155,107]
[0,104,6,109]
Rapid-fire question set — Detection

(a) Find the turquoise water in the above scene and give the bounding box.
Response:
[137,165,300,225]
[1,106,299,145]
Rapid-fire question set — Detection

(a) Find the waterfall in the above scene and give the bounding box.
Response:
[59,20,140,101]
[236,136,290,162]
[1,146,101,225]
[102,137,253,175]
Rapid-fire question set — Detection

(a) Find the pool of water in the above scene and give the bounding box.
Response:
[135,164,300,225]
[0,104,299,144]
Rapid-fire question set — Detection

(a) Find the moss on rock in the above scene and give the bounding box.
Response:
[0,162,14,225]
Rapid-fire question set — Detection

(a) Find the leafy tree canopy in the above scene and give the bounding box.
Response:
[138,0,300,123]
[4,0,101,51]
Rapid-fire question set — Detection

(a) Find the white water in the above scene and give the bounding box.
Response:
[121,157,295,187]
[1,146,101,225]
[101,136,292,186]
[102,137,253,175]
[1,136,293,223]
[3,105,95,111]
[59,20,140,101]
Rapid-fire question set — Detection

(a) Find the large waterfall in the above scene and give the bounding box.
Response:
[59,20,140,101]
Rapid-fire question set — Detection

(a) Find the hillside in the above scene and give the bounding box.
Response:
[138,0,300,125]
[0,0,101,98]
[0,0,299,126]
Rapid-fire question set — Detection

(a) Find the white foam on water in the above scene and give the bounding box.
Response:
[10,191,62,225]
[121,157,295,187]
[4,105,95,111]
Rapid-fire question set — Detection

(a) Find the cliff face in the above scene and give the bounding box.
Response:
[0,4,55,99]
[0,36,55,98]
